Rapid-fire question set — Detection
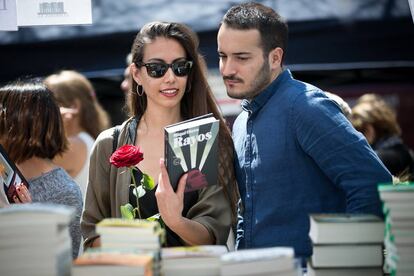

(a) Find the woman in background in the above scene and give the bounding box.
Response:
[45,70,110,198]
[351,95,413,180]
[0,79,83,258]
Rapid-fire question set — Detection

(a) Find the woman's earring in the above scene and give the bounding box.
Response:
[136,85,144,96]
[185,82,191,93]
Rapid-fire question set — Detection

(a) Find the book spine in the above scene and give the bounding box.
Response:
[164,128,172,189]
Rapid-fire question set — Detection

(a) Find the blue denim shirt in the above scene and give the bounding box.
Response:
[233,69,391,258]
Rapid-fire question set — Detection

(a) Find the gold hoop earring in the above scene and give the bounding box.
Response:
[137,85,144,96]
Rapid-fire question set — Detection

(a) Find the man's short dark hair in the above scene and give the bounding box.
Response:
[221,2,288,59]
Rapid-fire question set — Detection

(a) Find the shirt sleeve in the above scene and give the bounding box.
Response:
[292,91,392,217]
[185,182,232,245]
[80,129,113,248]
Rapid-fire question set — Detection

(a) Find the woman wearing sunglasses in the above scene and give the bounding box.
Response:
[81,21,239,248]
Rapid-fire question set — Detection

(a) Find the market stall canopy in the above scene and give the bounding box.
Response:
[0,0,413,81]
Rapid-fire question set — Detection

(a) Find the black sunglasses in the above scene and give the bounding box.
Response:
[136,60,193,78]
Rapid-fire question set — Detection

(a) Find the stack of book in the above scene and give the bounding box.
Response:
[379,183,414,276]
[308,213,384,276]
[72,248,153,276]
[220,247,298,276]
[161,245,227,276]
[74,218,164,275]
[0,203,74,276]
[96,218,164,252]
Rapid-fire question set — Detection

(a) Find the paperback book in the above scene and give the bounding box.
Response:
[379,183,414,275]
[164,114,219,192]
[311,244,383,268]
[0,203,73,276]
[307,263,383,276]
[96,218,164,252]
[162,245,227,276]
[73,248,153,276]
[220,247,297,276]
[378,183,414,201]
[0,144,29,204]
[309,213,384,244]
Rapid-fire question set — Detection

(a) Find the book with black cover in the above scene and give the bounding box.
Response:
[0,144,29,203]
[164,114,219,192]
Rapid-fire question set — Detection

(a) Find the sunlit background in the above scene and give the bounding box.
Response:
[1,0,413,146]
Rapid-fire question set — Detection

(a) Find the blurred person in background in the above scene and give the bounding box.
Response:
[351,94,414,181]
[324,91,352,119]
[120,53,133,94]
[0,79,82,259]
[81,21,239,249]
[45,70,110,199]
[356,93,388,106]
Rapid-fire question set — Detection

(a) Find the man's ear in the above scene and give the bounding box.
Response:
[130,63,142,85]
[268,47,284,70]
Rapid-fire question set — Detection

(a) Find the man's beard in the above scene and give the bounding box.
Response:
[225,60,272,100]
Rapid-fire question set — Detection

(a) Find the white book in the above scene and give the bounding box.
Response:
[73,249,153,276]
[0,203,73,276]
[309,213,384,244]
[0,202,74,224]
[221,247,296,275]
[96,218,161,235]
[307,262,383,276]
[162,245,226,276]
[378,184,414,201]
[311,244,383,268]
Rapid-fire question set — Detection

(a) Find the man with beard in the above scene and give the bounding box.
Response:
[217,2,392,263]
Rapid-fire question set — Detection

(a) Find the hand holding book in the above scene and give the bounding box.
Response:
[156,157,213,244]
[1,144,30,204]
[12,182,32,203]
[155,158,187,227]
[164,114,219,192]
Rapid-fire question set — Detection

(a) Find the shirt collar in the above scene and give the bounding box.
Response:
[241,69,292,114]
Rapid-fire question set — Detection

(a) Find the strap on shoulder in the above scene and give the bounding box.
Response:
[112,126,121,153]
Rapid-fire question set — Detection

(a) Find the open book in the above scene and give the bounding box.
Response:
[0,144,29,204]
[164,114,219,192]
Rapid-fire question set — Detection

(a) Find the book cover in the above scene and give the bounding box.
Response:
[0,144,29,204]
[164,114,219,192]
[309,213,384,244]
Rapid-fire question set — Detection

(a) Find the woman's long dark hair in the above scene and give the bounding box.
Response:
[127,21,239,221]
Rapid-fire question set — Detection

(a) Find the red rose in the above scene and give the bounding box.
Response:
[109,144,144,168]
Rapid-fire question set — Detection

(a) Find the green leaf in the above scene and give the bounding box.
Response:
[141,173,156,190]
[146,213,166,246]
[132,185,146,198]
[146,213,161,221]
[120,203,134,220]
